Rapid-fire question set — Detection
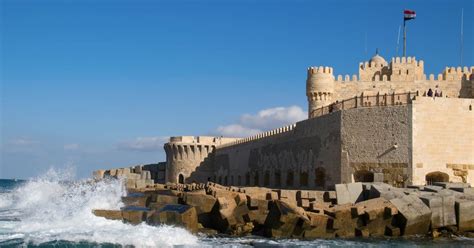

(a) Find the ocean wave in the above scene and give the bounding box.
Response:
[0,168,198,247]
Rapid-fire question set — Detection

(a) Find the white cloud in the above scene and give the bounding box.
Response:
[117,136,168,152]
[216,124,261,138]
[215,105,307,138]
[63,143,80,151]
[9,138,39,146]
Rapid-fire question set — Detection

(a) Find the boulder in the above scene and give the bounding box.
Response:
[93,170,105,179]
[264,200,310,238]
[92,209,122,220]
[390,195,432,235]
[147,204,199,233]
[455,198,474,232]
[335,183,364,204]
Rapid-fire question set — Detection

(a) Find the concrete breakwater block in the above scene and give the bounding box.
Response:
[390,195,432,235]
[369,184,405,200]
[122,193,149,208]
[352,198,398,237]
[419,192,456,228]
[455,198,474,232]
[147,204,199,233]
[121,206,151,225]
[335,183,364,204]
[92,209,123,220]
[264,200,309,238]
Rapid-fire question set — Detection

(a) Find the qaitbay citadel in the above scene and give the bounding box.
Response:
[91,53,474,238]
[160,52,474,189]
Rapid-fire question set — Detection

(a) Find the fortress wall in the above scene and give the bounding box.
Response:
[411,97,474,185]
[334,79,469,102]
[340,105,411,187]
[213,112,342,189]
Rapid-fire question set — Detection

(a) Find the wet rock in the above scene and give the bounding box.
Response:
[121,206,151,225]
[92,209,122,220]
[122,192,149,208]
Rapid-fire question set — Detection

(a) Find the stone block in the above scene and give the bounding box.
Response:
[332,204,358,238]
[122,193,149,207]
[135,179,146,189]
[147,204,198,233]
[264,200,310,238]
[451,187,474,195]
[335,183,364,204]
[355,198,397,236]
[390,195,432,235]
[369,184,404,200]
[433,182,470,189]
[121,206,150,225]
[420,193,456,228]
[423,185,444,193]
[134,165,142,174]
[156,194,179,205]
[93,170,105,179]
[92,209,122,220]
[141,171,151,180]
[184,192,217,214]
[455,198,474,232]
[303,212,334,238]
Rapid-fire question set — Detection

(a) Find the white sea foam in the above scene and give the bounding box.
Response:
[0,168,198,247]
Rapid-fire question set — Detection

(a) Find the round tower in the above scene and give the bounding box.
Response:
[306,66,335,118]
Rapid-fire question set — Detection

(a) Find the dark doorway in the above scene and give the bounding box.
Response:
[426,171,449,185]
[178,174,185,184]
[354,170,374,183]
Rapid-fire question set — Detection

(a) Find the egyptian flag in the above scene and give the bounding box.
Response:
[404,9,416,21]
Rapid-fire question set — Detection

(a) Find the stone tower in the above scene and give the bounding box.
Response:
[306,66,335,118]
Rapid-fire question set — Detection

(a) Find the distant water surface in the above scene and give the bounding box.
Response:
[0,171,473,247]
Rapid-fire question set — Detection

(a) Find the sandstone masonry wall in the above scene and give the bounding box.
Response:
[340,105,411,187]
[213,112,343,190]
[411,97,474,185]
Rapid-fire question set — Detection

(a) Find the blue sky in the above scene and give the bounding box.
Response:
[1,0,473,179]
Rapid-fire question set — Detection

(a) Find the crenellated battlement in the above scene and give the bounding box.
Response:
[307,66,334,76]
[217,123,297,149]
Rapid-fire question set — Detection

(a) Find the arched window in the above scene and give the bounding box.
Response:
[315,167,326,188]
[354,170,374,183]
[224,176,228,185]
[426,171,449,185]
[286,170,294,187]
[254,173,259,186]
[245,172,250,186]
[274,170,281,187]
[218,176,222,185]
[178,174,185,184]
[300,171,308,187]
[237,175,242,185]
[264,171,270,186]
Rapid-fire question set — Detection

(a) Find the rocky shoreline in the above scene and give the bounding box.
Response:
[92,168,474,239]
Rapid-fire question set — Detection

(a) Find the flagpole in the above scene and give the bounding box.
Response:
[403,19,406,57]
[460,8,464,66]
[396,25,401,56]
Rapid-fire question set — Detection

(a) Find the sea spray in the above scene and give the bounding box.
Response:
[0,168,198,247]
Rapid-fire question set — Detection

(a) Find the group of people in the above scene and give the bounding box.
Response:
[426,88,442,97]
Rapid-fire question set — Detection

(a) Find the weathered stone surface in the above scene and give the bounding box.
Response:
[93,170,105,179]
[92,209,122,220]
[332,204,358,238]
[156,194,179,205]
[303,212,334,238]
[433,182,470,189]
[354,198,397,236]
[455,198,474,232]
[369,184,404,200]
[184,192,217,214]
[121,206,150,225]
[148,204,198,232]
[122,193,149,207]
[335,183,364,204]
[420,192,456,228]
[390,195,432,235]
[264,200,310,238]
[423,185,444,193]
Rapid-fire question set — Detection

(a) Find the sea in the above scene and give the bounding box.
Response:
[1,169,473,247]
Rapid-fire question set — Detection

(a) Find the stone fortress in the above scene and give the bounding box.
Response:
[163,52,474,190]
